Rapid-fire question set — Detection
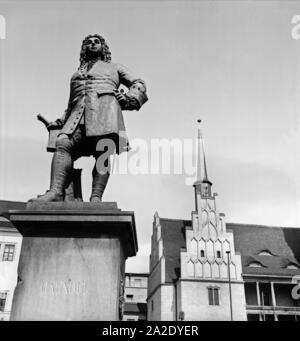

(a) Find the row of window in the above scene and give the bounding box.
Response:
[199,250,222,258]
[0,244,15,262]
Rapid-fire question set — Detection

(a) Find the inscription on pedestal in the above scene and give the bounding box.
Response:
[40,280,87,296]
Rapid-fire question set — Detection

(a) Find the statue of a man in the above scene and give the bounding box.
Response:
[30,34,148,202]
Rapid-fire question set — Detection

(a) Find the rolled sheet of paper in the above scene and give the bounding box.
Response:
[36,114,61,152]
[47,129,60,152]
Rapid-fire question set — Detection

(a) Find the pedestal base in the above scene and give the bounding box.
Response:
[5,202,137,321]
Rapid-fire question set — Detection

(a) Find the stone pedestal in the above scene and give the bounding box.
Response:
[4,202,137,321]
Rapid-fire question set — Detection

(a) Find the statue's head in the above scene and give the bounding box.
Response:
[79,34,111,66]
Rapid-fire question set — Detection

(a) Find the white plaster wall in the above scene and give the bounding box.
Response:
[147,286,162,321]
[179,280,247,321]
[161,285,176,321]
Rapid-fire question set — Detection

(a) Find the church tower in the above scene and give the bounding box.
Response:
[177,120,247,321]
[193,119,213,209]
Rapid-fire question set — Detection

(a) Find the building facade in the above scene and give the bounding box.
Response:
[0,201,24,321]
[123,272,148,321]
[147,122,247,321]
[229,223,300,321]
[146,123,300,321]
[147,217,300,321]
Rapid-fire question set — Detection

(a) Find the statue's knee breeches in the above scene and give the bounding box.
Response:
[56,134,76,154]
[56,126,84,155]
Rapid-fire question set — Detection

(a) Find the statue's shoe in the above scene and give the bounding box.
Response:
[29,190,64,202]
[90,196,102,203]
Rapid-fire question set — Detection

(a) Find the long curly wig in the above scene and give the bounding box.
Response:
[79,34,111,69]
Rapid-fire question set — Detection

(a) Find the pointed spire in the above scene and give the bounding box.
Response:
[202,139,209,183]
[195,119,212,184]
[193,119,212,200]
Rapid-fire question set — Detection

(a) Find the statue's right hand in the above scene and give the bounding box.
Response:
[46,120,63,130]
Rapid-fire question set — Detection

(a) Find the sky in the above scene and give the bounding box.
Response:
[0,0,300,272]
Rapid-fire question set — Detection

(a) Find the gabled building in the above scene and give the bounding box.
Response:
[147,122,300,321]
[147,121,247,321]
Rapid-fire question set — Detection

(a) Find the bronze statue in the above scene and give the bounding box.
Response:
[30,34,148,202]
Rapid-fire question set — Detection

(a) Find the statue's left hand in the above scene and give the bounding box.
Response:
[114,89,127,106]
[114,90,140,111]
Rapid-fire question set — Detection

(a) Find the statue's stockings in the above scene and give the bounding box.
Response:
[90,152,111,202]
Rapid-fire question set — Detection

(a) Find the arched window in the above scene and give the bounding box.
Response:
[200,249,205,258]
